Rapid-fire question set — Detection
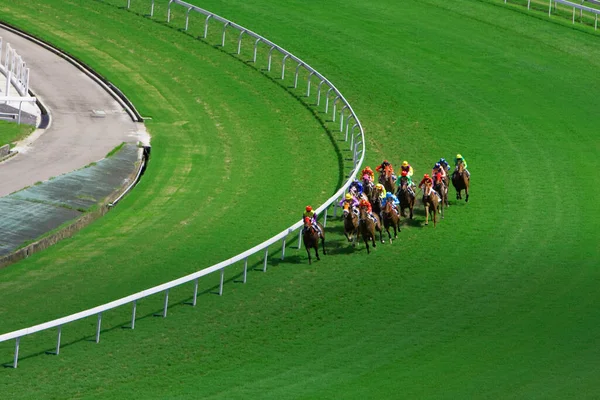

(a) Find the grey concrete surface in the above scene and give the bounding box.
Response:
[0,27,149,197]
[0,144,141,257]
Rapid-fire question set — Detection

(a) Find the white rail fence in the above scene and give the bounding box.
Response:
[0,0,366,368]
[505,0,600,29]
[0,37,36,123]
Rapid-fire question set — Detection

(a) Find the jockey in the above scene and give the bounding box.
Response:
[348,179,363,196]
[438,158,451,173]
[339,193,359,212]
[359,198,377,221]
[400,161,414,177]
[381,191,400,215]
[432,163,447,181]
[361,166,375,182]
[375,160,393,175]
[419,173,433,189]
[397,170,415,195]
[454,154,470,178]
[303,205,322,235]
[374,183,387,199]
[419,174,441,202]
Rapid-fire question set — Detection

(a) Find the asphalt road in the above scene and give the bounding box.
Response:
[0,27,148,197]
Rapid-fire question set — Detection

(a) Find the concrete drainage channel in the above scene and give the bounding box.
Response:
[0,22,150,268]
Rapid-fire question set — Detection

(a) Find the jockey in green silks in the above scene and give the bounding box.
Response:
[454,154,470,178]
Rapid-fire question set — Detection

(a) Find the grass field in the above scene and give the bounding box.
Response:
[0,120,34,148]
[0,0,599,398]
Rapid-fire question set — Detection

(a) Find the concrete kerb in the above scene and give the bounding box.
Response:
[0,146,149,269]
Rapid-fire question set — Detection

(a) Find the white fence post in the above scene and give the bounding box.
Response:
[54,326,61,355]
[243,257,248,283]
[131,300,137,329]
[263,248,268,272]
[162,290,169,317]
[281,237,286,260]
[192,278,199,306]
[13,337,20,368]
[95,313,102,343]
[219,269,224,295]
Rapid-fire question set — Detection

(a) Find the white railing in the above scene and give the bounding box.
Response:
[0,37,36,124]
[0,0,366,368]
[506,0,600,29]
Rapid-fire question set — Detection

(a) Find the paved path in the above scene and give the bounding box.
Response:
[0,27,148,197]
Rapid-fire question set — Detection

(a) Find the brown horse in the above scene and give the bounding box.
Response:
[378,165,396,194]
[358,206,382,254]
[303,217,326,264]
[433,176,447,218]
[382,200,400,243]
[395,176,415,219]
[343,203,359,245]
[362,176,374,200]
[422,181,439,227]
[452,162,469,202]
[369,188,384,221]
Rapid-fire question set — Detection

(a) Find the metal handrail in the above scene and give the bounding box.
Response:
[0,0,366,368]
[506,0,600,29]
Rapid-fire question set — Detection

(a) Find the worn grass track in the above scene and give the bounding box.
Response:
[0,0,599,398]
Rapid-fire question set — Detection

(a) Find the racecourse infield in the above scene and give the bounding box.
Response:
[0,0,599,398]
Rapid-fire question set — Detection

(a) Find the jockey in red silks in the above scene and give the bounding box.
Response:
[432,163,447,182]
[419,174,441,202]
[376,160,393,174]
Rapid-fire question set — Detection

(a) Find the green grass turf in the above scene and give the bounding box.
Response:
[0,120,34,147]
[1,0,600,398]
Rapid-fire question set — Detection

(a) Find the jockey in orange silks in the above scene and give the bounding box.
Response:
[361,166,375,183]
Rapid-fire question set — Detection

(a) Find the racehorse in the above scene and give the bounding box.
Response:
[369,190,383,222]
[422,181,439,227]
[452,162,469,202]
[378,165,396,194]
[395,176,415,219]
[381,200,400,243]
[343,203,359,245]
[433,175,448,217]
[358,206,382,254]
[362,175,374,200]
[303,217,326,264]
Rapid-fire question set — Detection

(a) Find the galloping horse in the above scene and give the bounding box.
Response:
[395,176,415,219]
[303,217,326,264]
[378,165,396,194]
[433,175,447,217]
[369,189,383,222]
[381,200,400,243]
[362,175,374,200]
[358,206,382,254]
[422,181,439,227]
[343,203,359,245]
[452,162,469,202]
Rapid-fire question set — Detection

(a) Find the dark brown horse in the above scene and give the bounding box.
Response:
[433,175,447,218]
[358,206,382,254]
[395,176,415,219]
[369,187,384,221]
[378,165,396,194]
[303,217,326,264]
[452,162,469,202]
[382,200,400,243]
[342,203,359,245]
[362,176,374,200]
[422,181,439,227]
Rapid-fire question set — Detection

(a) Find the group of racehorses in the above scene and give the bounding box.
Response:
[302,161,470,262]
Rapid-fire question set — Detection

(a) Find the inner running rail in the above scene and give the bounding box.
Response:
[0,0,367,368]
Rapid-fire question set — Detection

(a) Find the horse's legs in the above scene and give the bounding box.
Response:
[321,236,327,255]
[315,245,320,261]
[465,179,469,203]
[424,204,429,225]
[364,234,370,254]
[306,247,312,265]
[371,231,377,248]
